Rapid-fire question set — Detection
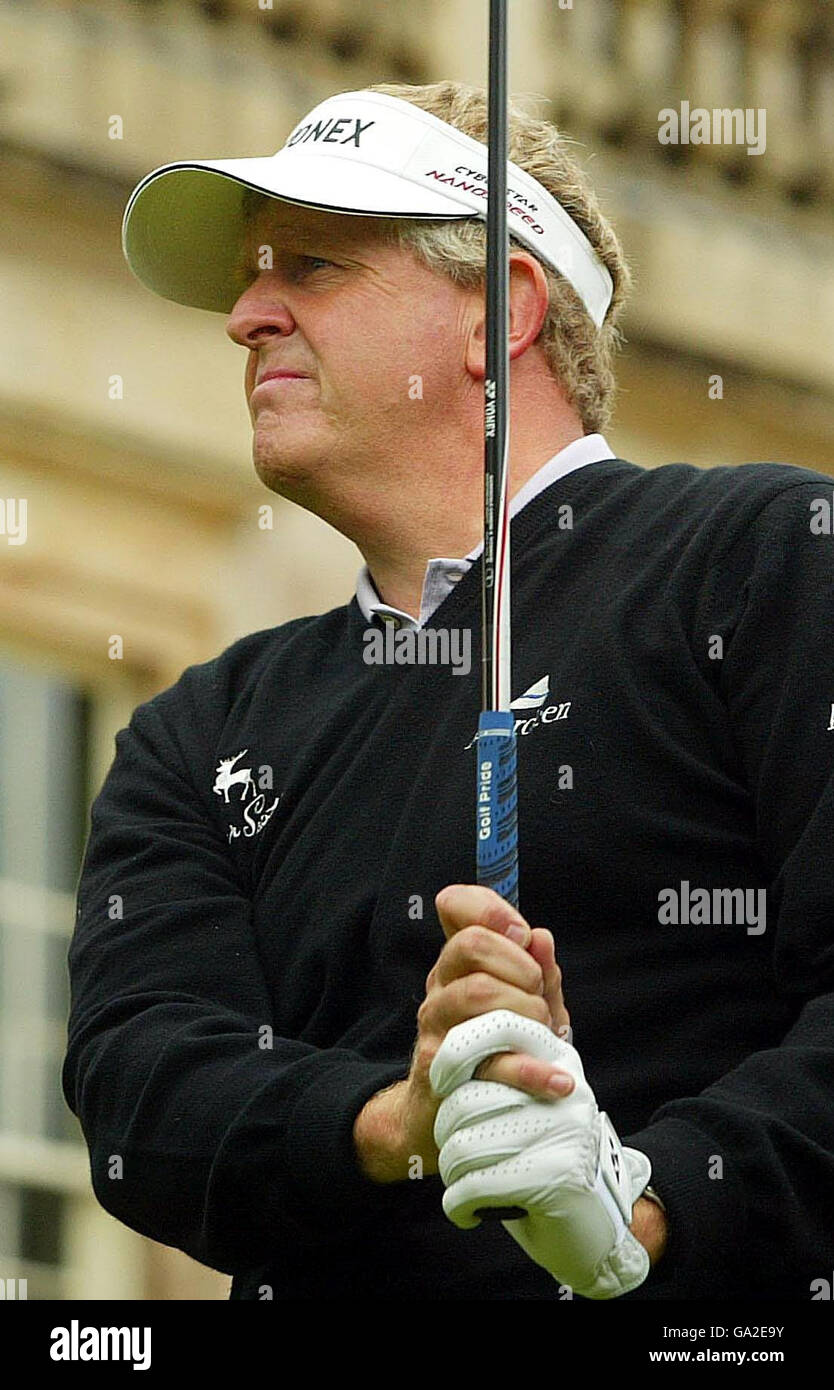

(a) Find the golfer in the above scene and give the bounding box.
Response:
[62,81,834,1301]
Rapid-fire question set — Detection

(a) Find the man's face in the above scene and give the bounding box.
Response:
[225,199,481,506]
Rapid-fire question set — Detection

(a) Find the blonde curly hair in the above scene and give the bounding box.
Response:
[363,80,632,434]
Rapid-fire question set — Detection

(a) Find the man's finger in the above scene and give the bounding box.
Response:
[430,925,544,994]
[425,976,553,1036]
[527,928,570,1036]
[435,883,531,947]
[473,1050,575,1097]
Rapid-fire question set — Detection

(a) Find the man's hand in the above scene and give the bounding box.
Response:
[353,885,572,1182]
[430,1011,656,1298]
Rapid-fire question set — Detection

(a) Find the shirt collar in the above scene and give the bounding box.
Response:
[355,432,615,630]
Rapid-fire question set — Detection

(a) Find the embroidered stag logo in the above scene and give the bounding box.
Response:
[213,749,256,803]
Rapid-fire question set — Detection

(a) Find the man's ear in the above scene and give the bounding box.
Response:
[464,251,550,380]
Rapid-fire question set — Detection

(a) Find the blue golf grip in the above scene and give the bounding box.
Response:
[474,711,525,1220]
[475,710,519,909]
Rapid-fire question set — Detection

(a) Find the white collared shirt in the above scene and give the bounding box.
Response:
[355,432,616,631]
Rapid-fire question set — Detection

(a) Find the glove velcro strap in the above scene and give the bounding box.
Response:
[597,1112,635,1226]
[570,1126,652,1299]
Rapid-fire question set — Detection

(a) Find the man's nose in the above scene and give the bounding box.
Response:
[225,275,295,347]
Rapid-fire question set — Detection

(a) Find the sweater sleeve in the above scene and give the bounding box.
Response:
[61,668,410,1276]
[622,476,834,1299]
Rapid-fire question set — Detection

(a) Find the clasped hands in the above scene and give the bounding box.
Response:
[353,883,658,1297]
[428,885,654,1299]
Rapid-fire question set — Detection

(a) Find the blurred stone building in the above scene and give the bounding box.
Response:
[0,0,832,1299]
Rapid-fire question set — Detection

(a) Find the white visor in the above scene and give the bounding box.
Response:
[122,88,613,328]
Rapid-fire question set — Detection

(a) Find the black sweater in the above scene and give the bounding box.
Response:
[62,456,834,1300]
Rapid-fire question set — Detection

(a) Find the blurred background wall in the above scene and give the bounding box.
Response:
[0,0,832,1300]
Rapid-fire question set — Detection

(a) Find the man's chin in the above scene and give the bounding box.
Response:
[252,442,319,503]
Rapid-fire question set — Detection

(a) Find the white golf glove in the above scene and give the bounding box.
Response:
[429,1009,653,1299]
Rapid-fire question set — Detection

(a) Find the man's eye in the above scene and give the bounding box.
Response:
[302,256,332,271]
